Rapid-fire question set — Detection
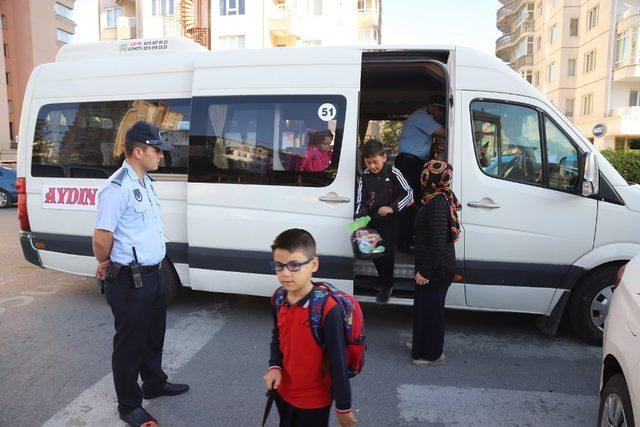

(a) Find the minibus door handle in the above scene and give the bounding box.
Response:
[319,192,351,203]
[467,201,501,209]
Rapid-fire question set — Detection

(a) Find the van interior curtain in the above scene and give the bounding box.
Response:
[209,104,229,169]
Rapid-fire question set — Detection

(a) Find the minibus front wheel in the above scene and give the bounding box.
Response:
[568,264,620,345]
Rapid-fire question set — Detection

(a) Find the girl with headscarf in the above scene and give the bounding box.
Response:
[408,160,461,366]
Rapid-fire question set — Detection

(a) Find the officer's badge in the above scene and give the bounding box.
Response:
[133,189,143,202]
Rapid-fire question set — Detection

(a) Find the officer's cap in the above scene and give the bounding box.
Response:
[428,95,447,109]
[125,121,173,151]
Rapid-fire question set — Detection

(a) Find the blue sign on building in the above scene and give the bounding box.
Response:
[592,123,607,138]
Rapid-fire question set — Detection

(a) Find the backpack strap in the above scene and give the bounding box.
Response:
[272,286,287,314]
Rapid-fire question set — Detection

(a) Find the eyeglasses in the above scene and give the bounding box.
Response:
[270,258,314,272]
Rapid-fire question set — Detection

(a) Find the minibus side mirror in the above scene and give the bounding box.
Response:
[582,151,599,197]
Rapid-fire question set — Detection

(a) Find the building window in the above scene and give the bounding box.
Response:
[525,71,533,84]
[57,29,73,44]
[219,35,245,50]
[569,18,578,36]
[535,36,541,52]
[549,24,557,44]
[7,100,12,114]
[3,43,7,58]
[105,7,121,27]
[220,0,245,16]
[9,121,13,141]
[55,2,74,21]
[629,90,640,106]
[1,15,6,29]
[302,40,321,46]
[358,0,378,13]
[581,93,593,116]
[615,28,636,68]
[584,49,596,73]
[358,28,379,44]
[5,72,9,85]
[307,0,322,16]
[568,58,576,76]
[534,71,539,86]
[152,0,175,15]
[548,62,556,82]
[587,5,599,31]
[565,98,574,117]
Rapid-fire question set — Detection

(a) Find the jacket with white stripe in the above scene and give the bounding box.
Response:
[355,164,413,220]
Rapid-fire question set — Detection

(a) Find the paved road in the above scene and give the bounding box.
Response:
[0,208,602,426]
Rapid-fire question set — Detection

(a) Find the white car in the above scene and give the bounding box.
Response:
[599,255,640,426]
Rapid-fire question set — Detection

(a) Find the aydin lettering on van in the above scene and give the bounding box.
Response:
[41,185,100,211]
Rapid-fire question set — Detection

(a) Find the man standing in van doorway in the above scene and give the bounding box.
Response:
[394,95,447,253]
[92,121,189,427]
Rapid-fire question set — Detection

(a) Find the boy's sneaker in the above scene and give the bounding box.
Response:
[404,340,412,349]
[375,286,393,304]
[412,354,446,366]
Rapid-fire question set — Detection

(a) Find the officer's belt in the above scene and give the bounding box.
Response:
[121,263,162,274]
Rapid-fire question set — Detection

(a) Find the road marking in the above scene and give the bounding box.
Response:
[43,304,230,427]
[398,384,599,425]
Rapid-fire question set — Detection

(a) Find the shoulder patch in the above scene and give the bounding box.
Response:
[145,173,155,182]
[111,168,128,187]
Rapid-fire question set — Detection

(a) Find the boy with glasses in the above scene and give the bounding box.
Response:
[263,229,358,427]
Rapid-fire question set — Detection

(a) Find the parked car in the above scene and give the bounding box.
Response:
[0,165,17,208]
[599,254,640,426]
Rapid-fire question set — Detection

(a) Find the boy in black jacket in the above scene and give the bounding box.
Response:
[355,140,413,303]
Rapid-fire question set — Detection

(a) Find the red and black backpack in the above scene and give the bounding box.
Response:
[272,281,366,378]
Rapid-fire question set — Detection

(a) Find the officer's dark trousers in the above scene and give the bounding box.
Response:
[411,283,450,361]
[105,268,168,411]
[394,153,426,245]
[370,218,398,292]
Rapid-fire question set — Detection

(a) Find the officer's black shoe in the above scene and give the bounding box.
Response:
[119,406,158,427]
[375,286,393,304]
[143,381,190,399]
[397,242,414,254]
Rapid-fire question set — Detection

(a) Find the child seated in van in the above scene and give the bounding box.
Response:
[355,140,413,303]
[299,130,333,172]
[263,229,358,427]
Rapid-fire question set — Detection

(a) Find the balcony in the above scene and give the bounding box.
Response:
[116,16,137,40]
[609,107,640,135]
[185,27,209,49]
[512,18,535,39]
[613,58,640,82]
[357,8,379,28]
[495,34,514,60]
[510,53,533,70]
[497,1,516,23]
[618,6,640,21]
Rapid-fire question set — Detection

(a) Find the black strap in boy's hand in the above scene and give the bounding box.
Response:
[262,388,276,427]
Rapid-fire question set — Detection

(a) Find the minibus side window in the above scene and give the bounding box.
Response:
[30,99,190,178]
[189,95,346,187]
[471,101,543,186]
[543,116,580,192]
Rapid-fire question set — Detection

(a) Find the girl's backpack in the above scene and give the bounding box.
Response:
[272,282,366,378]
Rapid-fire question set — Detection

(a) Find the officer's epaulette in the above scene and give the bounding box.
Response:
[111,168,129,187]
[145,173,155,182]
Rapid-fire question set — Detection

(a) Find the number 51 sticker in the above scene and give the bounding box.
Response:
[318,103,337,121]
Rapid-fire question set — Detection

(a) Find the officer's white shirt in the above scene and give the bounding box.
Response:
[95,160,166,266]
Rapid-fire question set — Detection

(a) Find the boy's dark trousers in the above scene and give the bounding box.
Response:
[275,393,331,427]
[105,267,168,412]
[370,217,399,292]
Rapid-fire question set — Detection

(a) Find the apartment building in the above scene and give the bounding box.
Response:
[497,0,640,150]
[0,0,76,160]
[96,1,380,51]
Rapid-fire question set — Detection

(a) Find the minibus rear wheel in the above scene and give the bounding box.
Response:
[161,258,181,306]
[568,265,619,345]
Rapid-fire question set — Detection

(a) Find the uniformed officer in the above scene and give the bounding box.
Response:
[92,121,189,427]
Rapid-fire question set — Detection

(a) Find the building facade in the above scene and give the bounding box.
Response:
[0,0,76,160]
[496,0,640,150]
[97,0,380,50]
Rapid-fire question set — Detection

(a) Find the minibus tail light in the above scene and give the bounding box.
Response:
[16,177,30,232]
